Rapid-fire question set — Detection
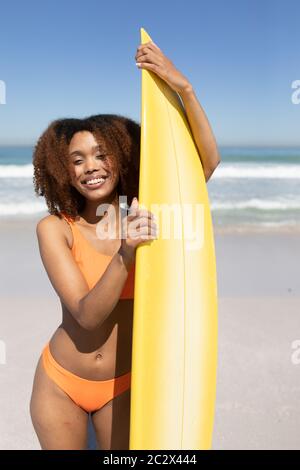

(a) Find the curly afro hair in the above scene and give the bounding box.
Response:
[33,114,140,220]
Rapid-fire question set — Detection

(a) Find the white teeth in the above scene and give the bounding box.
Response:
[85,177,105,185]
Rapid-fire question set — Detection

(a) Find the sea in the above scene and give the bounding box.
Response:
[0,146,300,230]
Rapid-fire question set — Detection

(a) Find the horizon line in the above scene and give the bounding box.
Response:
[1,143,300,149]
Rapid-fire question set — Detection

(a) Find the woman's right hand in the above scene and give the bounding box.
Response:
[119,197,158,267]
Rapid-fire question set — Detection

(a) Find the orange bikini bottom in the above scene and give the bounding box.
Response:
[42,343,131,413]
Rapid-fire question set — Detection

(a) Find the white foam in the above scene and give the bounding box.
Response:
[0,201,46,215]
[1,162,300,180]
[0,164,33,178]
[214,164,300,179]
[211,198,300,211]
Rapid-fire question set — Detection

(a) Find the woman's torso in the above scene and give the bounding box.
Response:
[48,213,134,380]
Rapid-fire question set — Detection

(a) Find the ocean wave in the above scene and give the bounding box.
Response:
[214,164,300,179]
[0,164,33,178]
[2,161,300,180]
[211,198,300,211]
[0,201,46,215]
[1,198,299,216]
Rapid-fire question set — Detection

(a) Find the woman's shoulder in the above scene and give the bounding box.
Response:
[36,213,63,231]
[36,213,73,249]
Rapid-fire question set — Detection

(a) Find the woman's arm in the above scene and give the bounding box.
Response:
[135,41,221,182]
[178,85,221,182]
[78,248,134,330]
[36,200,156,331]
[36,216,133,331]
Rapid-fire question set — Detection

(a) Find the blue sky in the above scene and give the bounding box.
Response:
[0,0,299,146]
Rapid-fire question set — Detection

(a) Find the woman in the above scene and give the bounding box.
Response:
[30,40,220,450]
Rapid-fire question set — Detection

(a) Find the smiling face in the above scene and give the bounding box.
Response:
[68,130,119,203]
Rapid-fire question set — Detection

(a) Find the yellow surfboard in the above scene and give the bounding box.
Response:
[129,27,218,450]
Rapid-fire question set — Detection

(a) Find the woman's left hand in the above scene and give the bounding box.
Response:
[135,40,192,95]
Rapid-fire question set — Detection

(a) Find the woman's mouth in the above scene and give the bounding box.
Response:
[81,176,109,190]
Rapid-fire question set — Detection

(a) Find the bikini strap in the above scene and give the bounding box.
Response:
[60,213,83,239]
[60,211,75,225]
[60,212,78,251]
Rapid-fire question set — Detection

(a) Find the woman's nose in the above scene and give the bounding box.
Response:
[84,156,99,172]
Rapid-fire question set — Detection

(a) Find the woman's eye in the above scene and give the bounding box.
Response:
[73,155,106,164]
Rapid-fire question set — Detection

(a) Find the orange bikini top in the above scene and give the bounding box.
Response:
[60,212,135,300]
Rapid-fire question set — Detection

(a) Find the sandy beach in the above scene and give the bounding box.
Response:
[0,215,299,450]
